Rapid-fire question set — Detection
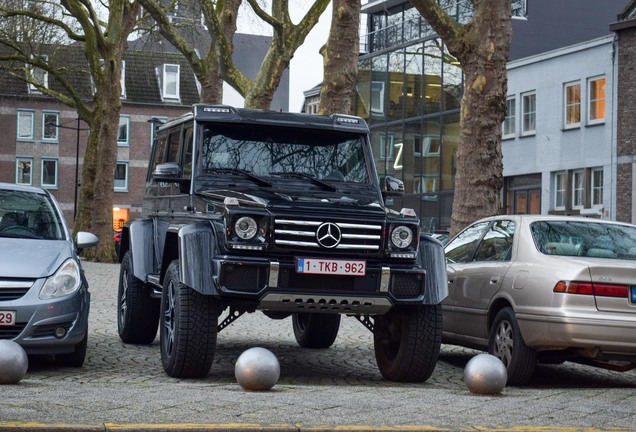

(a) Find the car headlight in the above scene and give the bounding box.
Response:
[235,216,258,240]
[39,258,82,300]
[390,225,414,249]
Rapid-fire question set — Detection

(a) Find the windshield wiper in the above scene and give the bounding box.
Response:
[269,172,337,192]
[203,168,272,187]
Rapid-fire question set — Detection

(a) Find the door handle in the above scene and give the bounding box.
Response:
[490,276,501,284]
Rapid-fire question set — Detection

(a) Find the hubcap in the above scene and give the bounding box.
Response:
[493,320,514,366]
[119,268,128,327]
[163,281,176,356]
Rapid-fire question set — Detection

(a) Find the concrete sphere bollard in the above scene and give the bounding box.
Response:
[0,340,29,384]
[464,353,507,395]
[234,347,280,391]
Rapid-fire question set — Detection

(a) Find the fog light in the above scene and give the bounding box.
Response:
[54,327,67,339]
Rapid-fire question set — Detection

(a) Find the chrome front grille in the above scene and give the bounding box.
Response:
[274,218,382,252]
[0,280,33,301]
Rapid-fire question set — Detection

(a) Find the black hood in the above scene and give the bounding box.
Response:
[196,188,388,215]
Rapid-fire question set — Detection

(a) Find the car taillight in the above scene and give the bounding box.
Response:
[553,281,629,298]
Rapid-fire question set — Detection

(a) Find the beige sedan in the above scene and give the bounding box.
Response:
[443,215,636,385]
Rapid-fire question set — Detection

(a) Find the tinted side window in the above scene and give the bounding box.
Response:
[166,129,181,163]
[149,133,168,180]
[473,220,516,262]
[445,221,490,263]
[182,126,194,178]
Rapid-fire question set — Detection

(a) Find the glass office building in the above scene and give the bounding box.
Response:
[354,1,473,232]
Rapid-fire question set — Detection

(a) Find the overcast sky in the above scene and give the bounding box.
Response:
[223,2,332,112]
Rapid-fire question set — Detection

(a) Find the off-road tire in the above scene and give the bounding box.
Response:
[373,304,442,382]
[292,313,341,348]
[160,260,218,378]
[117,251,160,344]
[488,307,537,386]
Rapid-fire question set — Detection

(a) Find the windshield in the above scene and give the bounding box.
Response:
[531,220,636,260]
[199,124,370,184]
[0,189,64,240]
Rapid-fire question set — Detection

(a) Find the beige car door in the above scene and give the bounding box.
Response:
[452,220,516,340]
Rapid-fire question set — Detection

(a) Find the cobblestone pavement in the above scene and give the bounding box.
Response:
[1,261,636,431]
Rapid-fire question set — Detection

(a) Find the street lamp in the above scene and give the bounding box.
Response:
[46,118,88,221]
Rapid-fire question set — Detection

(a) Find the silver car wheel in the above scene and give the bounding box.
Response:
[488,307,537,385]
[162,279,176,357]
[119,268,129,326]
[493,320,514,366]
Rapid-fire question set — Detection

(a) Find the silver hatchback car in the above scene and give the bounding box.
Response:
[0,182,97,366]
[443,215,636,385]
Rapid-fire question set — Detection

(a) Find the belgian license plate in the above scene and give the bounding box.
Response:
[0,311,16,326]
[631,286,636,303]
[296,258,366,276]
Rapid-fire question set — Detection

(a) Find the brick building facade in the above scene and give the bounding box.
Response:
[611,1,636,223]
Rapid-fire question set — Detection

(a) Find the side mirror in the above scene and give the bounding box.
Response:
[383,175,404,197]
[153,162,180,179]
[76,231,98,252]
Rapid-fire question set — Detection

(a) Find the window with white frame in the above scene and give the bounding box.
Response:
[41,159,58,188]
[423,135,441,156]
[117,116,130,146]
[157,64,180,101]
[555,172,565,210]
[503,96,516,138]
[572,170,584,209]
[114,162,128,191]
[371,81,385,117]
[120,60,126,99]
[16,157,33,185]
[27,55,48,94]
[564,82,581,128]
[17,110,35,140]
[588,76,606,124]
[592,168,603,207]
[521,91,536,135]
[414,175,438,193]
[512,0,527,18]
[379,134,394,160]
[42,112,59,142]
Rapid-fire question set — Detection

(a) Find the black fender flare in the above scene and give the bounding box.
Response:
[174,221,219,295]
[417,234,449,305]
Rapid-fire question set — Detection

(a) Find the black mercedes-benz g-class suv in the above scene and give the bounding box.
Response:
[117,105,447,382]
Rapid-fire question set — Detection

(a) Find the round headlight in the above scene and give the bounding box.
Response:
[391,226,413,249]
[235,216,258,240]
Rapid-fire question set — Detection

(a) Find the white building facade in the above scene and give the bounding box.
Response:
[503,35,617,219]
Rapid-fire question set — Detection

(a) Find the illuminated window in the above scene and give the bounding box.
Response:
[588,76,605,124]
[564,82,581,128]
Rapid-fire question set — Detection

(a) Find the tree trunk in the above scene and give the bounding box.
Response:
[319,0,360,115]
[410,0,512,237]
[80,60,123,262]
[448,2,511,236]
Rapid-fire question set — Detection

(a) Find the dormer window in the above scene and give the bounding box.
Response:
[156,64,180,102]
[27,55,48,94]
[93,59,126,98]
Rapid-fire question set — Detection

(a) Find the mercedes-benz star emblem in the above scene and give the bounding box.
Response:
[316,222,341,249]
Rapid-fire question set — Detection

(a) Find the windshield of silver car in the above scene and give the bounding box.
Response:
[0,190,64,240]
